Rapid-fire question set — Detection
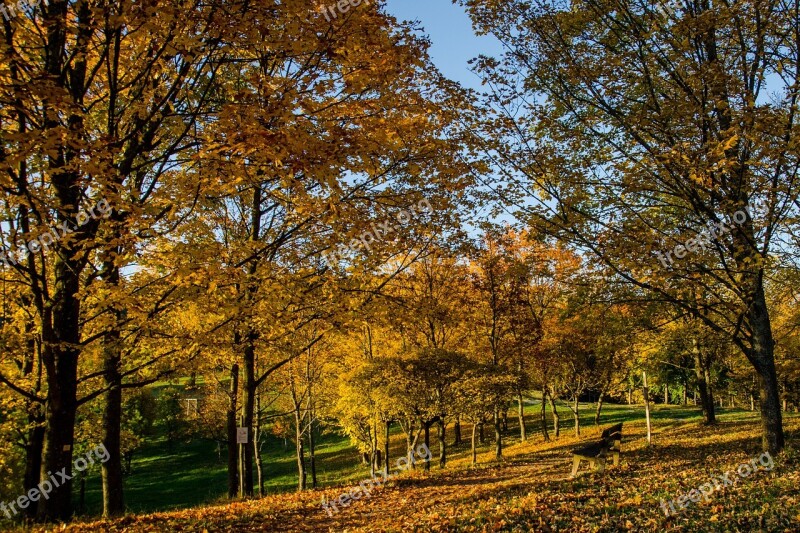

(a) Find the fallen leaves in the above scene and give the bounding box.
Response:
[22,414,800,532]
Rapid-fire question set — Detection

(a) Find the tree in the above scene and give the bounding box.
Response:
[411,348,468,469]
[0,0,243,518]
[463,0,798,453]
[454,363,508,466]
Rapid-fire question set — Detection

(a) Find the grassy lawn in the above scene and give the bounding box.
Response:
[74,427,361,516]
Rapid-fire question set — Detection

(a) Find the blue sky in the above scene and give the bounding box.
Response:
[383,0,504,90]
[381,1,511,231]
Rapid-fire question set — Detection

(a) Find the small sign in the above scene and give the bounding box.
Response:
[62,445,71,452]
[236,427,248,444]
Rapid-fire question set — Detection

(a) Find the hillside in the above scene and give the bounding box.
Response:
[26,408,800,532]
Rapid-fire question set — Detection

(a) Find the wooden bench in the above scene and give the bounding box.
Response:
[570,422,623,477]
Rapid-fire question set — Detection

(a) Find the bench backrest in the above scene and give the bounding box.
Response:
[601,423,623,442]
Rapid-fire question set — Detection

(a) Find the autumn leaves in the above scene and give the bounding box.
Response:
[659,451,775,517]
[0,0,46,22]
[323,198,433,267]
[0,199,111,268]
[321,443,431,517]
[653,209,750,269]
[320,0,371,23]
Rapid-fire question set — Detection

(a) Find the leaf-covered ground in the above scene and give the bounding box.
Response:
[25,411,800,532]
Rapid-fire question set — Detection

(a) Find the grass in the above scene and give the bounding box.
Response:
[73,425,361,516]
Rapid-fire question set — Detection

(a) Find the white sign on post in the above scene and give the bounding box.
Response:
[236,427,248,444]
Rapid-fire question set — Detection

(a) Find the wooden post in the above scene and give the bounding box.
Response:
[643,371,652,446]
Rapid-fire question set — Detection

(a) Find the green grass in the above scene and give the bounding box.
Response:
[73,428,361,517]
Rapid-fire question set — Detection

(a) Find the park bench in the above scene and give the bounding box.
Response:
[570,422,623,477]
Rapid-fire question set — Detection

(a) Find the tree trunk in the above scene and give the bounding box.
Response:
[572,396,580,437]
[664,384,669,405]
[21,324,44,521]
[643,371,652,445]
[100,258,125,517]
[708,374,716,412]
[370,420,377,479]
[471,422,478,466]
[227,364,239,498]
[453,417,461,446]
[39,348,79,521]
[308,419,317,489]
[384,420,391,475]
[38,279,82,522]
[294,404,306,491]
[548,391,560,438]
[404,420,415,469]
[423,421,431,471]
[237,185,263,497]
[239,330,256,497]
[517,393,527,441]
[540,389,550,442]
[23,420,45,520]
[740,234,785,453]
[437,418,446,468]
[254,394,264,496]
[254,430,264,497]
[594,393,604,426]
[493,407,502,459]
[478,420,484,444]
[693,338,716,424]
[100,308,124,517]
[754,344,785,454]
[34,88,90,521]
[501,408,508,432]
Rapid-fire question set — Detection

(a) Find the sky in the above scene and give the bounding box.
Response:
[383,0,504,90]
[382,0,511,230]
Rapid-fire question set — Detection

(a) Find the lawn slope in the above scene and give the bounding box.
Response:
[26,409,800,532]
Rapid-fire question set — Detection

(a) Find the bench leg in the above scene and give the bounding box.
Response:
[612,451,619,466]
[571,456,581,477]
[595,457,606,473]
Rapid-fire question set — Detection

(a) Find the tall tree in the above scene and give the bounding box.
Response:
[463,0,799,453]
[0,0,240,518]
